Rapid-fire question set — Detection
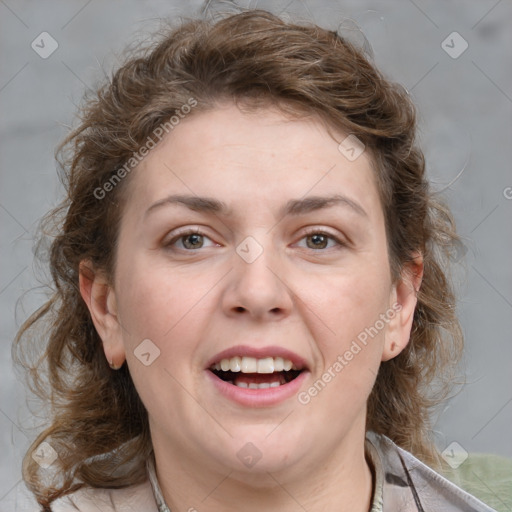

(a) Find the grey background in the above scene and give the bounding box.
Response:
[1,0,511,509]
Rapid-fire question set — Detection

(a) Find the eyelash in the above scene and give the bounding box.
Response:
[165,227,346,252]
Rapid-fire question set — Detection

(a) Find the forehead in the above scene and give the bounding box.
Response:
[122,103,381,222]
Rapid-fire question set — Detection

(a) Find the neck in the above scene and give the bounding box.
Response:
[150,424,374,512]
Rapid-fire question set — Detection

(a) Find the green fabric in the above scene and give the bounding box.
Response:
[439,453,512,512]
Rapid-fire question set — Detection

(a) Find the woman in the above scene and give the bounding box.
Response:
[13,7,502,512]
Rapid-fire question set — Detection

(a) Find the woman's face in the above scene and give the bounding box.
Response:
[89,102,418,479]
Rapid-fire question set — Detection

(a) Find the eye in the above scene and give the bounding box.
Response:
[165,228,217,251]
[296,229,345,251]
[164,228,346,252]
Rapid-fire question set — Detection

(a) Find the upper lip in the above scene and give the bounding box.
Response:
[206,345,308,370]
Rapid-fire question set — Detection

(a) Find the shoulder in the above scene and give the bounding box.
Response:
[51,479,158,512]
[366,431,500,512]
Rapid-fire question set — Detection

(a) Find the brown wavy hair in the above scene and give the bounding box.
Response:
[13,6,465,510]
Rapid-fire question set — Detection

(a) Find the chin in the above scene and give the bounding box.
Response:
[208,427,306,475]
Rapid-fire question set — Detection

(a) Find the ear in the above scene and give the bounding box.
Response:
[381,252,424,362]
[79,260,126,368]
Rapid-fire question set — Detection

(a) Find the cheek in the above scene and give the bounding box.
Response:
[113,261,208,411]
[303,262,392,342]
[298,260,391,406]
[300,274,389,418]
[114,255,215,362]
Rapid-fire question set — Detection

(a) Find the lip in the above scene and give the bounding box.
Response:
[205,344,308,370]
[206,367,309,407]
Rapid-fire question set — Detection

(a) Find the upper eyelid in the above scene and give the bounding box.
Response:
[164,227,215,245]
[301,227,342,238]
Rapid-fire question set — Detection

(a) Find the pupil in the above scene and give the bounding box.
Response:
[184,234,202,249]
[308,234,327,249]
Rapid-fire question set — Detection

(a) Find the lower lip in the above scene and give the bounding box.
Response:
[205,369,309,407]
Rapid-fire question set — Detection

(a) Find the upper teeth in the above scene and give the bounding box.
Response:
[211,356,298,373]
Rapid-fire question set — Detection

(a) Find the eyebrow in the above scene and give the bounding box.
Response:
[144,193,368,219]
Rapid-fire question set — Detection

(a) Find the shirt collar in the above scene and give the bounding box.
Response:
[146,452,171,512]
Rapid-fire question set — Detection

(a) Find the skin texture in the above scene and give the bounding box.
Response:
[79,102,422,512]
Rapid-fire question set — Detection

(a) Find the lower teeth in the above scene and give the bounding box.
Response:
[235,381,281,389]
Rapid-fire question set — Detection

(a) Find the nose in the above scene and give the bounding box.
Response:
[221,234,293,321]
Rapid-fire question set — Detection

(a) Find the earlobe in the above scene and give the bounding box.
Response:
[78,260,126,367]
[382,252,424,362]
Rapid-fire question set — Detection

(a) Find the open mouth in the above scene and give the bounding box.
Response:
[209,356,304,389]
